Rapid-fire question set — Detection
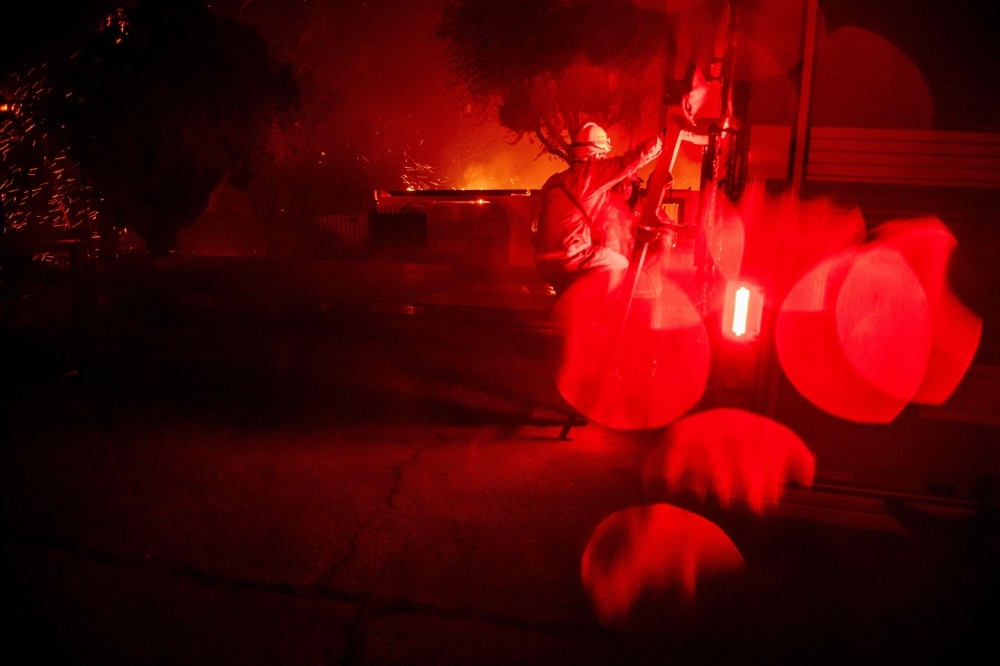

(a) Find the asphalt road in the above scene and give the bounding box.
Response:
[1,277,998,665]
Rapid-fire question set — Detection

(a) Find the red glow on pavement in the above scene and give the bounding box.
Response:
[581,504,744,626]
[646,408,815,514]
[870,219,983,404]
[555,271,710,431]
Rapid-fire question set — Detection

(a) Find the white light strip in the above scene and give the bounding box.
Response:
[732,286,750,337]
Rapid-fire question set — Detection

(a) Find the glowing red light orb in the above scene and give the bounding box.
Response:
[777,246,932,422]
[870,219,982,404]
[835,247,932,399]
[646,408,815,514]
[581,504,744,627]
[555,270,710,430]
[706,197,745,281]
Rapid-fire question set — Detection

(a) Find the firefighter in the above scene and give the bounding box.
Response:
[603,175,674,300]
[601,175,642,258]
[534,123,662,294]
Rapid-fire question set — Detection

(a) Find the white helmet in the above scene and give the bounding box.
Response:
[569,122,611,160]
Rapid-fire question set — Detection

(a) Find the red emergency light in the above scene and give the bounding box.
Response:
[722,281,764,341]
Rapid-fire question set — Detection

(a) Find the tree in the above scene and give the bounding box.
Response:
[437,0,673,162]
[56,0,298,256]
[0,1,117,239]
[0,1,118,72]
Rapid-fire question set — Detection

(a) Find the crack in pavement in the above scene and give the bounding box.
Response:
[2,426,610,662]
[317,431,449,588]
[0,527,607,643]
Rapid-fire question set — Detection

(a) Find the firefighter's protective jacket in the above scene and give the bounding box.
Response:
[535,138,661,285]
[600,186,637,258]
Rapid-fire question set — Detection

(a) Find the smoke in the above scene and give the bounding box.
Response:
[458,144,563,191]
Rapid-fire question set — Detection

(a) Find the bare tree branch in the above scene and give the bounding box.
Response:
[438,0,670,163]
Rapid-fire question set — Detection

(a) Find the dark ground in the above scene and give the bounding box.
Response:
[1,260,998,665]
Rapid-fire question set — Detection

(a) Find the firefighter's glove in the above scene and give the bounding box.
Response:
[638,136,663,165]
[635,222,681,246]
[634,223,661,245]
